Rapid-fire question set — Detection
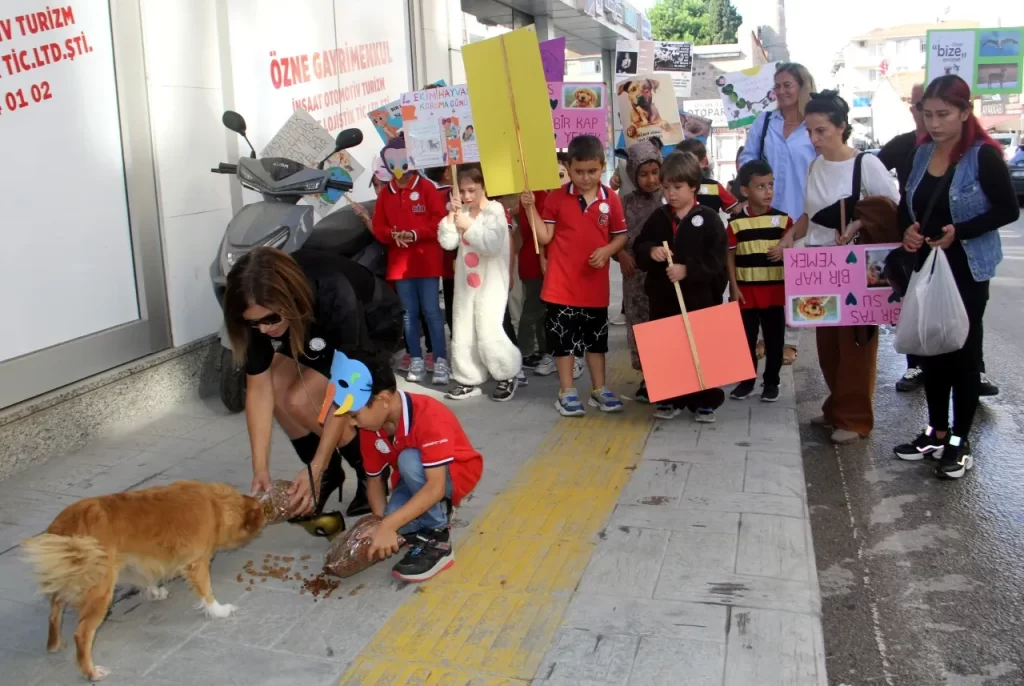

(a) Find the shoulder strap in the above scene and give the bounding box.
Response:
[851,152,865,199]
[759,113,772,162]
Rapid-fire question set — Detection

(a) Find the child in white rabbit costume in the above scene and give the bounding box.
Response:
[438,165,523,401]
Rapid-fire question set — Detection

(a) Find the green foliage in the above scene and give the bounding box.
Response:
[648,0,743,45]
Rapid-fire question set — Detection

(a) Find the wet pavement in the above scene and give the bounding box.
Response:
[800,218,1024,686]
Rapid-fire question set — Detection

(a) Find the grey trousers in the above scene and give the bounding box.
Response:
[518,278,546,357]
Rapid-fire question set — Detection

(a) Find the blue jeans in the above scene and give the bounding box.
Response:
[396,278,446,360]
[384,448,453,534]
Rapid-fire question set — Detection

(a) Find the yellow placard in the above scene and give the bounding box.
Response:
[462,26,562,196]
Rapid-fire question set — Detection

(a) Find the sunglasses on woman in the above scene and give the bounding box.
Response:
[245,312,282,328]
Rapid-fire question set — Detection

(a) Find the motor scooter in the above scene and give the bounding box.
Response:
[210,110,376,412]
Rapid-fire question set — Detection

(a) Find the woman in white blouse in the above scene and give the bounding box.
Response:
[776,91,899,444]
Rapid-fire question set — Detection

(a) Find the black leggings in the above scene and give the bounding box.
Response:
[922,283,988,437]
[742,306,785,387]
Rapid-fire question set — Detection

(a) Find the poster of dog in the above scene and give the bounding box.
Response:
[615,74,683,146]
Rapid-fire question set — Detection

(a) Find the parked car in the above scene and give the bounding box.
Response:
[1010,161,1024,206]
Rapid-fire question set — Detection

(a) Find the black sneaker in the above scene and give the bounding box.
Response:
[492,378,518,402]
[935,436,973,480]
[730,380,756,400]
[392,529,454,582]
[635,381,650,404]
[761,384,780,403]
[896,367,925,392]
[446,384,481,400]
[522,352,543,370]
[893,426,945,461]
[979,373,999,397]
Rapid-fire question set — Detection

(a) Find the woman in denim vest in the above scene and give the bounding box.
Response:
[892,76,1019,480]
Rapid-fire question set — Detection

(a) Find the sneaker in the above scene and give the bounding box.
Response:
[694,408,716,423]
[573,357,585,380]
[396,353,412,372]
[446,384,481,400]
[492,378,518,402]
[894,426,945,461]
[653,403,682,420]
[424,352,435,372]
[895,367,925,393]
[610,312,626,326]
[935,436,973,480]
[392,529,454,583]
[635,381,650,404]
[522,352,544,370]
[979,373,999,397]
[406,357,426,383]
[534,354,557,376]
[516,369,529,387]
[556,388,586,417]
[761,384,780,403]
[730,380,756,400]
[431,358,450,385]
[589,387,624,413]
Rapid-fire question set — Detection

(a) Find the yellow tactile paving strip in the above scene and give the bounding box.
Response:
[339,351,652,685]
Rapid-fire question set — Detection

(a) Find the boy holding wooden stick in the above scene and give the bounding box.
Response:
[633,151,728,422]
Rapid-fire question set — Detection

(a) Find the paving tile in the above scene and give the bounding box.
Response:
[104,575,248,635]
[58,446,150,468]
[578,526,670,599]
[724,608,820,686]
[653,571,818,614]
[91,433,211,458]
[744,455,806,497]
[0,548,42,603]
[0,647,106,686]
[51,451,193,498]
[0,456,117,495]
[641,423,701,459]
[0,597,50,654]
[679,491,806,519]
[736,514,810,582]
[196,586,317,648]
[628,636,726,685]
[616,460,689,507]
[160,453,257,491]
[0,490,82,552]
[683,460,746,494]
[135,413,219,440]
[656,527,738,585]
[561,593,727,644]
[533,628,638,685]
[609,504,740,535]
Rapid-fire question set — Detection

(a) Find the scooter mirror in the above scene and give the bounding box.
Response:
[222,111,247,136]
[334,128,364,152]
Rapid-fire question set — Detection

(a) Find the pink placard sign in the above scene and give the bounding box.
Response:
[548,81,608,148]
[784,244,903,327]
[540,37,566,82]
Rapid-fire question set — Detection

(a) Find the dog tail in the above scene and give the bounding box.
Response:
[20,534,110,604]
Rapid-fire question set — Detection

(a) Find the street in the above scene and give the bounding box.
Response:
[801,216,1024,685]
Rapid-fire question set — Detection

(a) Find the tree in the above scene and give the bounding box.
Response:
[648,0,743,45]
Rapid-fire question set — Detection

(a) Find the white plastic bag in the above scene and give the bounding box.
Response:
[894,248,969,357]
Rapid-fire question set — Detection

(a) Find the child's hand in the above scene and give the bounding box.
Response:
[666,264,686,283]
[619,252,637,278]
[539,251,548,276]
[766,243,784,262]
[730,283,746,304]
[393,230,414,248]
[450,190,463,213]
[589,247,611,268]
[650,246,671,263]
[363,523,401,561]
[520,189,535,208]
[351,201,368,219]
[838,219,862,245]
[454,211,472,233]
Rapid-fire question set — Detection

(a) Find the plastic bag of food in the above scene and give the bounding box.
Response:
[254,480,293,525]
[323,515,404,578]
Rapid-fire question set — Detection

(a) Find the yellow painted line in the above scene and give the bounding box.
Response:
[339,351,652,685]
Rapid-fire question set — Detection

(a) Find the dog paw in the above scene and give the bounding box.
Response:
[146,586,169,601]
[47,638,66,653]
[203,600,237,619]
[88,665,110,681]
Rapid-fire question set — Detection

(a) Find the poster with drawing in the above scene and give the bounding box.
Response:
[927,27,1024,96]
[399,84,479,169]
[616,73,683,146]
[549,82,608,148]
[715,62,783,129]
[615,39,693,97]
[368,79,446,143]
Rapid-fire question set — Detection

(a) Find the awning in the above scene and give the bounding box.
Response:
[461,0,639,53]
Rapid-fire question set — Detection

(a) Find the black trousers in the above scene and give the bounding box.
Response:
[921,283,988,437]
[503,308,519,347]
[742,306,785,387]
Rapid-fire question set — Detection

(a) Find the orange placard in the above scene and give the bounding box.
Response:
[632,301,755,403]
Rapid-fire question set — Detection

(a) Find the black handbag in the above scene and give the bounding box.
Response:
[883,164,956,298]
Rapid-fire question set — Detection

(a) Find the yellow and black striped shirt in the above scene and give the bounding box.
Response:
[727,208,790,285]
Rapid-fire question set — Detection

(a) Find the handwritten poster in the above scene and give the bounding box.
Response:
[400,84,479,169]
[716,62,782,129]
[368,79,446,143]
[549,82,607,147]
[616,73,683,146]
[784,245,904,328]
[540,37,566,82]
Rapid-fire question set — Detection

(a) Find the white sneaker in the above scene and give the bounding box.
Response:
[432,358,450,385]
[406,357,426,383]
[610,313,626,326]
[573,357,585,380]
[534,355,557,376]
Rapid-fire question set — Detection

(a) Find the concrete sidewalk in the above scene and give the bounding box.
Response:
[0,333,825,685]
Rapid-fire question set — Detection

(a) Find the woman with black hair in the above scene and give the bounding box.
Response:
[777,90,899,444]
[892,75,1018,479]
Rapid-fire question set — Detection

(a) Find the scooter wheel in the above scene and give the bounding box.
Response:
[219,347,246,413]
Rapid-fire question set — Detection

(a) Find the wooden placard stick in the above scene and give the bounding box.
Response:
[663,240,706,390]
[499,34,542,256]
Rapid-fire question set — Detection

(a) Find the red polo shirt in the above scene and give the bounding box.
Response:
[540,183,627,308]
[360,391,483,506]
[372,174,447,281]
[518,190,548,281]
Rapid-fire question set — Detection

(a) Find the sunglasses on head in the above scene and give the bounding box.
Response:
[245,312,282,328]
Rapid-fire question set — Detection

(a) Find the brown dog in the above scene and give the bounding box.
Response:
[570,87,599,108]
[20,481,265,681]
[617,78,664,138]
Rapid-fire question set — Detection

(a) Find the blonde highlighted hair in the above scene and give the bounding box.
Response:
[775,62,817,116]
